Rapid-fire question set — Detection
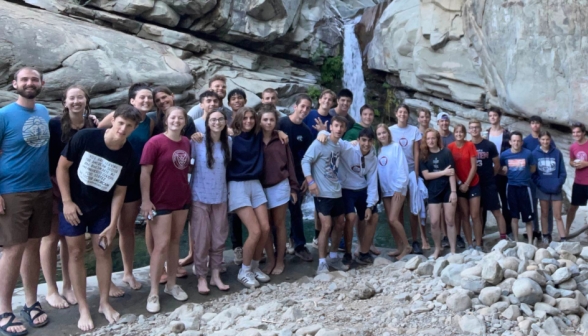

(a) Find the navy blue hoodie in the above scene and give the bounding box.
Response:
[227,130,264,182]
[532,146,566,194]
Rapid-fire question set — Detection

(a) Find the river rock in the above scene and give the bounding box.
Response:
[295,324,323,336]
[519,271,547,287]
[415,261,434,276]
[534,302,561,316]
[576,290,588,307]
[481,260,503,285]
[499,257,520,272]
[447,254,465,264]
[552,242,582,256]
[433,259,449,277]
[447,292,472,312]
[504,269,518,279]
[168,303,204,330]
[501,305,520,320]
[498,278,516,294]
[459,315,485,335]
[581,247,588,261]
[492,239,517,253]
[535,249,552,263]
[405,256,421,270]
[543,294,557,306]
[513,278,543,305]
[479,286,501,306]
[556,298,581,314]
[542,317,563,336]
[461,276,486,294]
[441,263,467,287]
[517,243,538,261]
[460,265,482,277]
[356,283,375,300]
[558,278,577,291]
[208,306,246,330]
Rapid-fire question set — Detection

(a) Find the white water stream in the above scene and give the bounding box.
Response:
[342,15,366,122]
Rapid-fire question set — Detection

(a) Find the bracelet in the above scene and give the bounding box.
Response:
[308,180,315,186]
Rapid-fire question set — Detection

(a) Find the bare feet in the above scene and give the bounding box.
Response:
[109,282,125,298]
[397,246,413,260]
[77,308,94,331]
[197,277,210,295]
[432,248,441,260]
[46,292,69,309]
[210,270,230,291]
[0,314,26,334]
[99,303,120,324]
[387,249,400,257]
[422,241,431,250]
[122,274,142,290]
[271,261,285,275]
[63,287,78,305]
[179,254,193,267]
[370,245,381,255]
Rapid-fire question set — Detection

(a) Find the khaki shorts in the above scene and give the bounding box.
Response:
[0,189,52,247]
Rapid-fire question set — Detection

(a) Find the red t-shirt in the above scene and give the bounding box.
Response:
[570,140,588,185]
[447,141,479,187]
[140,134,191,210]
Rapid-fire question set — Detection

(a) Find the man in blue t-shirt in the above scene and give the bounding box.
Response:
[523,115,555,242]
[500,131,537,244]
[0,67,51,333]
[303,89,335,138]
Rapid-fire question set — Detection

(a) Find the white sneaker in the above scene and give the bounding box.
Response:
[234,247,243,265]
[286,239,295,255]
[253,267,270,283]
[316,262,329,274]
[327,257,349,271]
[164,284,188,301]
[146,295,160,313]
[238,269,259,288]
[312,238,318,248]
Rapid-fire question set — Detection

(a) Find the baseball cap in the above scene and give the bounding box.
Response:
[438,112,450,121]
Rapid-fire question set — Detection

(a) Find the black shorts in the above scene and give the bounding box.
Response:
[342,188,368,220]
[428,186,452,204]
[155,204,190,217]
[480,181,501,211]
[314,197,345,218]
[571,183,588,206]
[507,184,534,222]
[457,183,482,199]
[124,165,141,203]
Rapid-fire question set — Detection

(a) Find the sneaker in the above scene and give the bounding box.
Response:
[294,246,313,262]
[342,253,353,268]
[286,239,295,255]
[475,245,483,252]
[327,256,350,271]
[338,238,346,252]
[164,284,188,301]
[316,262,329,275]
[238,269,259,288]
[355,253,374,265]
[253,267,270,283]
[412,241,423,255]
[541,236,549,247]
[146,295,160,313]
[312,237,319,248]
[467,244,474,250]
[441,236,450,248]
[456,235,466,249]
[234,247,243,265]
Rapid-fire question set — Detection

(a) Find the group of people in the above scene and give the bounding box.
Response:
[0,67,586,335]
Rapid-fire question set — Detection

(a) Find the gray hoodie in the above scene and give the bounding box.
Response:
[302,138,342,198]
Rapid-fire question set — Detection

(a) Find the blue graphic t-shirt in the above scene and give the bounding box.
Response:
[499,148,536,186]
[0,102,52,193]
[303,109,331,138]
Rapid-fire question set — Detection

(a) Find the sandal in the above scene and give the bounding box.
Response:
[20,302,48,328]
[0,313,27,336]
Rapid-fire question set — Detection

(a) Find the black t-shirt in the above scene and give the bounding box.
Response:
[62,128,134,215]
[278,116,313,182]
[420,148,455,199]
[48,117,96,176]
[474,139,498,182]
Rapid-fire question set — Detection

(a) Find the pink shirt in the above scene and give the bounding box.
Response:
[570,140,588,185]
[141,134,191,210]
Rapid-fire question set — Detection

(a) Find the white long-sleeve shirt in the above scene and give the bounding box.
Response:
[338,140,379,207]
[378,142,409,197]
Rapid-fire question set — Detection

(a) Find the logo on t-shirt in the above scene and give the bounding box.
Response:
[172,150,189,170]
[22,116,49,148]
[297,135,304,142]
[398,137,409,147]
[538,157,556,175]
[577,151,588,161]
[433,157,440,170]
[507,158,526,171]
[476,150,489,167]
[379,156,388,166]
[324,151,340,182]
[351,164,361,174]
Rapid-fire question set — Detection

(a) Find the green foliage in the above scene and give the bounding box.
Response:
[320,56,343,88]
[307,86,321,102]
[382,82,392,89]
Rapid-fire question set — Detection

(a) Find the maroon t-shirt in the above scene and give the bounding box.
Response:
[140,134,191,210]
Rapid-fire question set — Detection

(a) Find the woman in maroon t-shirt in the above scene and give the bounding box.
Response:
[140,107,191,313]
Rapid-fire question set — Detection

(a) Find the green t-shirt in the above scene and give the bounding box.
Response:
[343,122,366,141]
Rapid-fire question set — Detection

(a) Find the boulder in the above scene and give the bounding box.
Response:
[140,1,180,27]
[512,278,543,305]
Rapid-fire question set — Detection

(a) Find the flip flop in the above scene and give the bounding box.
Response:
[20,302,48,328]
[0,312,28,336]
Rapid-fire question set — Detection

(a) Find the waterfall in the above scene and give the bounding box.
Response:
[342,16,366,122]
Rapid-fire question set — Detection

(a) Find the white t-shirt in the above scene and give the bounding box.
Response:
[194,118,206,134]
[489,133,503,157]
[389,124,422,172]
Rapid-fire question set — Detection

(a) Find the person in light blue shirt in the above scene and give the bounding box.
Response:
[0,67,52,334]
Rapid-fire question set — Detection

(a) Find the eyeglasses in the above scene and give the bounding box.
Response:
[209,118,226,124]
[469,126,481,130]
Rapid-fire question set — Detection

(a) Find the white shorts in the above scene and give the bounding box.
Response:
[264,179,290,209]
[228,180,267,212]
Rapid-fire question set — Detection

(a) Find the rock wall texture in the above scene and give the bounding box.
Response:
[366,0,588,128]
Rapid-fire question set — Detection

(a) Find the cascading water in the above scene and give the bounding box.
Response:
[342,15,366,122]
